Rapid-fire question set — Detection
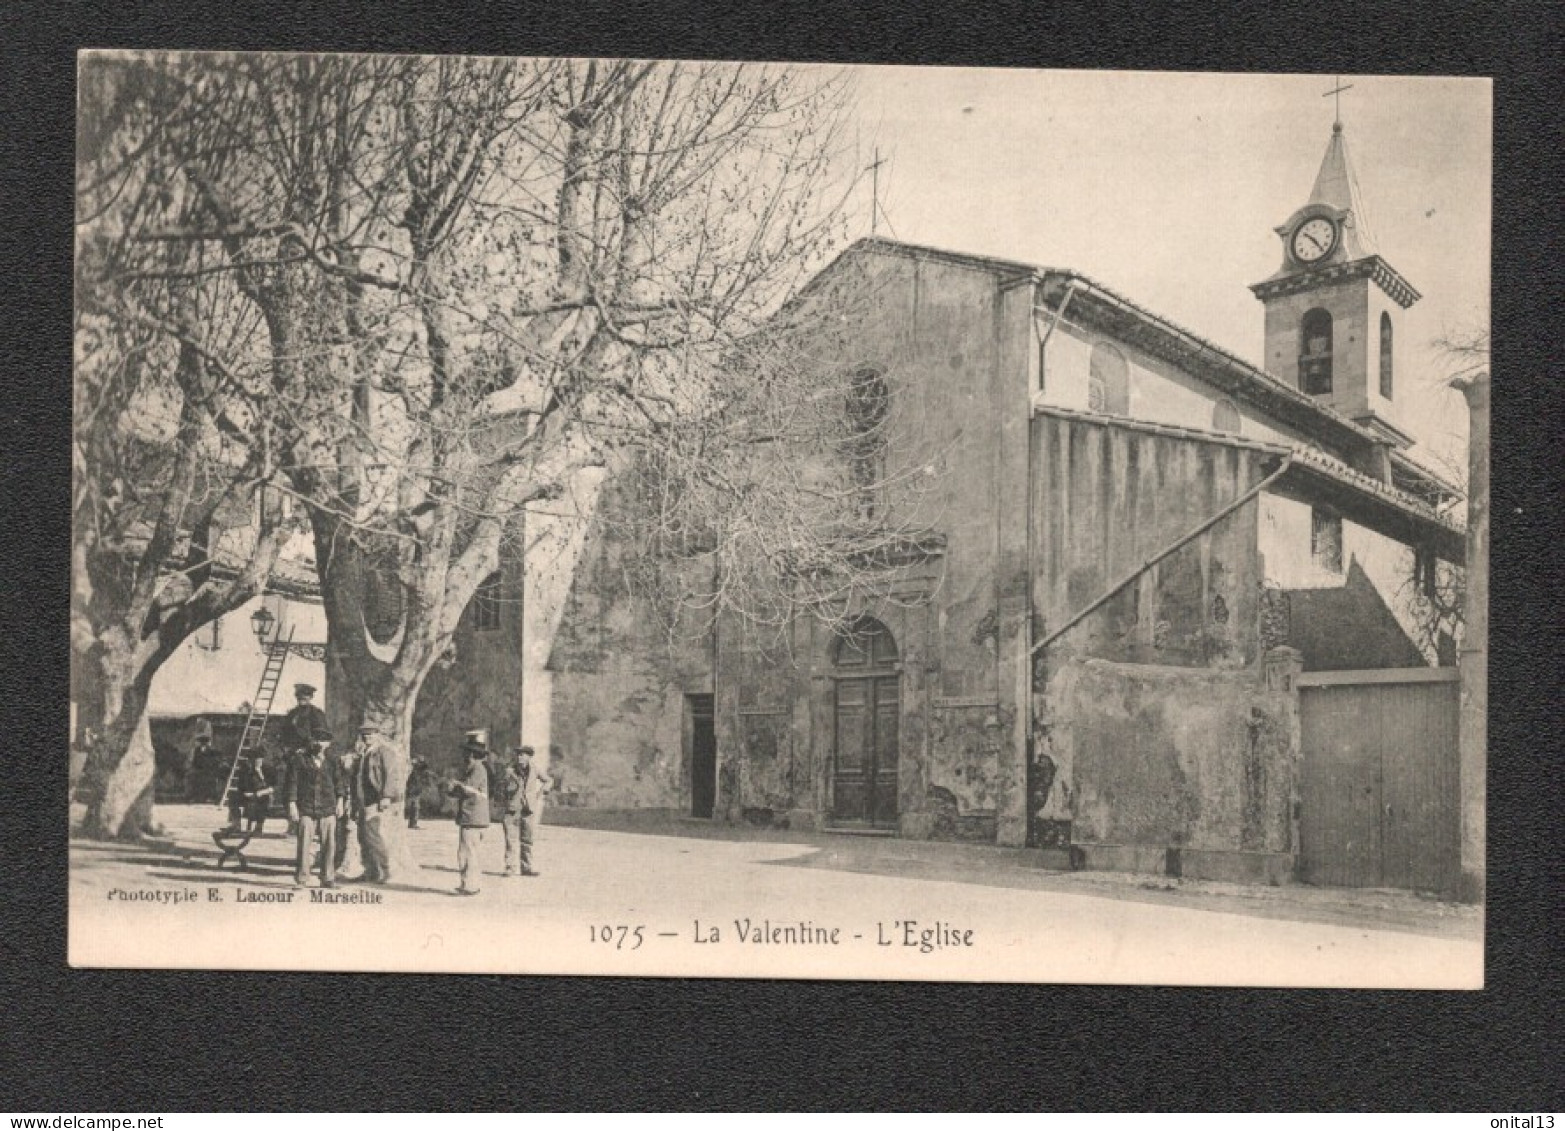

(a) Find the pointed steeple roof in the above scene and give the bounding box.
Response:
[1308,122,1377,256]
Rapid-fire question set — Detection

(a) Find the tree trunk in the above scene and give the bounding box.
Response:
[316,535,435,882]
[77,646,158,840]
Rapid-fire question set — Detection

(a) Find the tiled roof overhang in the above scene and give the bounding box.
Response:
[1031,404,1466,566]
[793,239,1463,507]
[1249,255,1422,309]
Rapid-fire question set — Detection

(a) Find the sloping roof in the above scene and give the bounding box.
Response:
[806,236,1458,504]
[116,523,323,601]
[1283,560,1431,671]
[1309,122,1378,256]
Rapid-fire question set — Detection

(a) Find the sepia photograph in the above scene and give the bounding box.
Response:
[69,56,1490,987]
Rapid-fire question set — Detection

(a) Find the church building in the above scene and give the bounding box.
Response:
[498,117,1468,891]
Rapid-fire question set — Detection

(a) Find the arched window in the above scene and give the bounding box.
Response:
[1299,308,1333,395]
[1088,343,1130,416]
[846,368,890,520]
[1379,312,1394,400]
[832,616,899,670]
[1212,398,1241,434]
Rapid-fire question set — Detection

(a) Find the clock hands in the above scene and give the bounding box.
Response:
[1294,219,1333,261]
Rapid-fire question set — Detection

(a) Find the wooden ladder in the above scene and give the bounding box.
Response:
[218,624,295,809]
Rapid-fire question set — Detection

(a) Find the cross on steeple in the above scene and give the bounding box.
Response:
[1323,76,1354,128]
[866,148,890,237]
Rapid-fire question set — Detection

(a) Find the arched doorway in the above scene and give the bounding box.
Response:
[830,617,900,827]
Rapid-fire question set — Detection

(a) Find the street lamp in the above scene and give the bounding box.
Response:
[249,605,276,644]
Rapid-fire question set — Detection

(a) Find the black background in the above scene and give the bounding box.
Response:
[4,0,1560,1112]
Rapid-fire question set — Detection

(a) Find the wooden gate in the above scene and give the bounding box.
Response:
[1297,668,1460,892]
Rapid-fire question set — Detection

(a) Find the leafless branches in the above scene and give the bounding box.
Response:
[76,49,874,771]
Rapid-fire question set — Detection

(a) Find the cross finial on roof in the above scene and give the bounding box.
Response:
[1323,76,1354,129]
[866,148,893,238]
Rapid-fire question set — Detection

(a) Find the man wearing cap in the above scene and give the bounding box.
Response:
[501,746,551,877]
[352,722,401,884]
[283,684,329,757]
[281,686,327,837]
[287,729,347,887]
[445,729,491,895]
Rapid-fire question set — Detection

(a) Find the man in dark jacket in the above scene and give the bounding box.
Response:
[225,752,273,835]
[445,729,491,896]
[283,684,329,756]
[352,723,401,884]
[287,729,346,888]
[404,758,433,828]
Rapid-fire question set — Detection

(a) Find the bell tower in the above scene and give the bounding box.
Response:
[1251,89,1420,450]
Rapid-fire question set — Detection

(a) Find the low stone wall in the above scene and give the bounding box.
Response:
[1040,655,1299,881]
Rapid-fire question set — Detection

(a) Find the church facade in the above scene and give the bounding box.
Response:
[501,122,1466,885]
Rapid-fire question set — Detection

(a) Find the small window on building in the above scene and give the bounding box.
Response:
[1379,312,1394,400]
[1415,547,1438,599]
[472,571,503,632]
[1311,508,1343,573]
[1088,343,1130,416]
[846,368,890,521]
[1299,308,1334,395]
[1212,398,1241,434]
[196,615,222,651]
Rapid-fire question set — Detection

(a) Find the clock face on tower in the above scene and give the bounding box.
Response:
[1291,216,1339,264]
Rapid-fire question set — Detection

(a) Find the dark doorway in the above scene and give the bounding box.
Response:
[688,694,716,819]
[830,619,899,828]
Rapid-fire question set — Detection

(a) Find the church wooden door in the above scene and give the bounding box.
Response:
[831,620,899,827]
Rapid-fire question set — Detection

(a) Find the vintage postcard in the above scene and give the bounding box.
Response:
[70,57,1488,986]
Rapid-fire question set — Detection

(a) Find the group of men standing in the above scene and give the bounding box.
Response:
[220,683,400,889]
[280,684,402,889]
[445,728,548,896]
[218,683,549,895]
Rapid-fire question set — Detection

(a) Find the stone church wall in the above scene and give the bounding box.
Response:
[536,471,715,813]
[511,242,1445,862]
[1028,412,1284,873]
[1041,657,1296,883]
[1030,412,1267,672]
[413,550,525,783]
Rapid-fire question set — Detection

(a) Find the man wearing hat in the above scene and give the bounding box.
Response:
[351,722,401,884]
[287,727,347,887]
[500,746,551,877]
[445,729,492,895]
[284,684,329,750]
[281,684,329,834]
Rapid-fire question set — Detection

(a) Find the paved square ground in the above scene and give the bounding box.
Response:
[69,804,1482,987]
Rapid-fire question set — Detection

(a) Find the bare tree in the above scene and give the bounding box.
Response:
[606,260,950,657]
[73,57,300,838]
[1393,324,1489,658]
[74,51,868,857]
